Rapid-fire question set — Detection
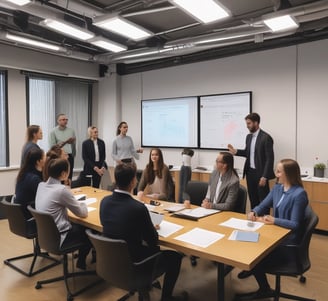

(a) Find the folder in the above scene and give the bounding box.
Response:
[231,230,259,242]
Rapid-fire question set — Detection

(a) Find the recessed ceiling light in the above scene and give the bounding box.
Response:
[5,33,62,51]
[93,15,152,41]
[171,0,230,23]
[5,0,31,5]
[263,15,299,32]
[89,37,127,53]
[40,19,95,41]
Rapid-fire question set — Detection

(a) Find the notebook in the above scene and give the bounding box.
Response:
[229,230,259,242]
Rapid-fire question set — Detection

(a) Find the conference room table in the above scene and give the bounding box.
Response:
[69,186,290,301]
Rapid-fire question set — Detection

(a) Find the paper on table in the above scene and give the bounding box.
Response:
[174,207,220,218]
[145,203,156,211]
[74,194,86,200]
[229,230,260,242]
[174,227,224,248]
[157,220,184,238]
[87,207,96,212]
[79,198,97,205]
[164,204,185,212]
[220,217,263,231]
[149,211,164,226]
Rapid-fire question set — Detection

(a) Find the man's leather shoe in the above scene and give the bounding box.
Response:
[237,270,253,279]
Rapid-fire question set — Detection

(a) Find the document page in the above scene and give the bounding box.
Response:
[164,204,186,212]
[174,207,220,219]
[157,220,184,238]
[79,198,97,205]
[229,230,260,242]
[149,211,164,226]
[175,227,224,248]
[220,217,263,231]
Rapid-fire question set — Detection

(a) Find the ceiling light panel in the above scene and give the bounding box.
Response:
[5,33,61,51]
[40,19,95,41]
[5,0,31,5]
[89,37,127,53]
[93,16,152,41]
[263,15,299,32]
[171,0,230,23]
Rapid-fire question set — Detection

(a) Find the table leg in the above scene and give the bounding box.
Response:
[217,262,225,301]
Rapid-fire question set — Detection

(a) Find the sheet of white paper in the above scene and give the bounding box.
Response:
[157,220,184,238]
[177,207,219,218]
[74,194,86,200]
[149,211,164,225]
[87,207,96,212]
[79,198,97,205]
[145,203,156,211]
[174,227,224,248]
[220,217,263,231]
[164,204,186,212]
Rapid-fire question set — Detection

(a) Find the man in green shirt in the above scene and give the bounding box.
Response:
[49,113,76,180]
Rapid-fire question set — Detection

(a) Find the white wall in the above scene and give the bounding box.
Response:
[0,44,99,195]
[119,45,299,171]
[2,39,328,195]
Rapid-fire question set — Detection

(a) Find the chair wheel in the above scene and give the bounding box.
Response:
[190,256,198,267]
[299,275,306,283]
[67,294,73,301]
[35,282,42,289]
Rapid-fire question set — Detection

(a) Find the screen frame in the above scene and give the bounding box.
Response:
[141,96,200,149]
[199,91,252,150]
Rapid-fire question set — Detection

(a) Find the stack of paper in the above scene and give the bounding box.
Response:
[229,230,259,242]
[173,207,220,220]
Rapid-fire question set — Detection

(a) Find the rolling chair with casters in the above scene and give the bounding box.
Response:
[236,206,318,301]
[86,229,163,301]
[28,206,101,301]
[183,180,208,266]
[0,199,60,277]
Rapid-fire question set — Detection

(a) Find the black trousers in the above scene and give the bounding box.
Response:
[246,168,270,211]
[179,165,192,203]
[67,154,74,180]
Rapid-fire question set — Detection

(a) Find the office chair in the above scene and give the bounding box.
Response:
[1,199,60,277]
[234,185,247,214]
[184,180,208,206]
[236,206,318,301]
[86,229,162,301]
[28,206,101,301]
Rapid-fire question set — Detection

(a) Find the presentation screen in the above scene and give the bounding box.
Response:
[141,96,198,148]
[200,92,252,149]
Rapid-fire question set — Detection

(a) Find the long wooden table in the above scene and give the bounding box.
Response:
[69,186,290,301]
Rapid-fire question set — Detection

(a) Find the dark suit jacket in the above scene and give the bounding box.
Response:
[100,191,159,261]
[207,169,240,211]
[82,138,106,174]
[237,129,275,180]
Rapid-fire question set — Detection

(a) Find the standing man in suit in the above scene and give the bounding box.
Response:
[49,113,76,180]
[228,112,275,210]
[81,126,106,188]
[201,151,240,211]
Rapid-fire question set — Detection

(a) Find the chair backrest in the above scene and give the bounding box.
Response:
[234,185,247,213]
[28,206,62,255]
[296,206,319,273]
[86,230,159,292]
[184,180,208,206]
[1,199,35,238]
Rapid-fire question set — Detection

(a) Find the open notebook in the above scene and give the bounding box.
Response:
[172,207,220,221]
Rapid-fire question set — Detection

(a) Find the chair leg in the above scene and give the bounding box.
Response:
[35,253,102,301]
[4,238,60,277]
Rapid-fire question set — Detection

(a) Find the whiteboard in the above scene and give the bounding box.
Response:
[200,92,251,149]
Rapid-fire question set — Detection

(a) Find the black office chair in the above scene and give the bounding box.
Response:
[183,180,208,206]
[0,199,60,277]
[236,206,318,301]
[86,229,162,301]
[28,206,101,301]
[234,185,247,214]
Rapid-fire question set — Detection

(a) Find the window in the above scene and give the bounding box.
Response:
[0,70,8,167]
[27,74,92,170]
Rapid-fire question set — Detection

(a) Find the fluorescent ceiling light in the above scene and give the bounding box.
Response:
[89,37,127,53]
[263,15,299,32]
[171,0,229,23]
[93,16,152,41]
[40,19,95,41]
[6,33,61,51]
[5,0,31,5]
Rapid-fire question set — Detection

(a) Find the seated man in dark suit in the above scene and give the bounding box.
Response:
[99,163,188,301]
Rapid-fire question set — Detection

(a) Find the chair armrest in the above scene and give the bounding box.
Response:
[133,252,162,266]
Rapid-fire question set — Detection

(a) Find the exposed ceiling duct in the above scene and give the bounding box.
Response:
[1,0,328,73]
